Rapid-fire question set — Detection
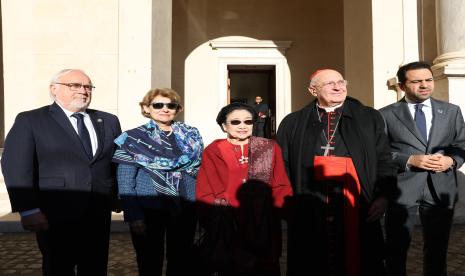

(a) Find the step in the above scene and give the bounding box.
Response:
[0,212,129,233]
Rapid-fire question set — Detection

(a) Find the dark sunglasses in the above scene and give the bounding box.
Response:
[151,102,179,110]
[227,119,254,125]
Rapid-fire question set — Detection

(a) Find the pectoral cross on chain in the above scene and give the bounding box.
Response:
[321,144,335,156]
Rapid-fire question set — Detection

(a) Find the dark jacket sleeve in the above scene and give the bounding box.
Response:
[372,110,398,200]
[448,106,465,168]
[276,114,295,179]
[1,113,39,212]
[110,116,122,209]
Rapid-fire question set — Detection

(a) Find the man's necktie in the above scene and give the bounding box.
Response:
[72,113,93,159]
[414,103,427,141]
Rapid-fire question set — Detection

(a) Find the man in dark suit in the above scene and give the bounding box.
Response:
[253,96,269,137]
[1,69,122,275]
[380,61,465,276]
[277,69,396,275]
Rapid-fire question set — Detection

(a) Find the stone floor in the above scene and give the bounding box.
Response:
[0,224,464,276]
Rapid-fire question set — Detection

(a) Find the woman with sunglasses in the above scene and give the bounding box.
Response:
[112,88,203,276]
[196,102,293,276]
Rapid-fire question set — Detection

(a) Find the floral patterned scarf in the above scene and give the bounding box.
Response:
[113,120,203,197]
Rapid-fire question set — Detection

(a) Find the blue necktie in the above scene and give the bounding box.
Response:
[72,113,93,159]
[414,103,427,141]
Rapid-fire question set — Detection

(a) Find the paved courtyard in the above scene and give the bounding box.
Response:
[0,224,464,276]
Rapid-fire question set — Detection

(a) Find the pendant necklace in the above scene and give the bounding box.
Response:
[238,144,248,164]
[228,139,248,184]
[238,144,248,183]
[316,105,341,156]
[228,138,249,164]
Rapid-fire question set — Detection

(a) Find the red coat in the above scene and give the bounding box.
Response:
[196,137,293,273]
[196,138,293,208]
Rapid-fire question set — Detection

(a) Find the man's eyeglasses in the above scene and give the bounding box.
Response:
[54,83,95,92]
[226,120,254,126]
[151,102,179,110]
[320,80,348,88]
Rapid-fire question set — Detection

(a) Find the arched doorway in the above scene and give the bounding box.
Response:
[184,37,292,145]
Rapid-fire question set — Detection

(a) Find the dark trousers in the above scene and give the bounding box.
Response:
[385,202,454,276]
[130,203,197,276]
[37,205,111,276]
[253,122,266,138]
[286,196,386,276]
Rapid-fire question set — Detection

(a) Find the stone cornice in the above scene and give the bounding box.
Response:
[209,40,293,54]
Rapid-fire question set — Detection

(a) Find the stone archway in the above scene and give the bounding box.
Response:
[184,36,292,145]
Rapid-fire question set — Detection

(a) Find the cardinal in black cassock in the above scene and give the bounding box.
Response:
[277,69,397,276]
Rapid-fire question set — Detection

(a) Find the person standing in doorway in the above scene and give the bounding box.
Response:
[253,96,269,138]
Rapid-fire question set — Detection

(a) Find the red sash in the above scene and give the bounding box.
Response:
[313,156,361,276]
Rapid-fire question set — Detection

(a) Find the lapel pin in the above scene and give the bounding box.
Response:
[97,118,103,123]
[437,109,443,114]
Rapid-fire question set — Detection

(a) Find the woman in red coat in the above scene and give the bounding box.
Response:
[196,102,293,276]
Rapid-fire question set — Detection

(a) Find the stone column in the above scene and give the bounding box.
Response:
[432,0,465,223]
[431,0,465,104]
[117,0,172,131]
[385,0,419,103]
[152,0,172,88]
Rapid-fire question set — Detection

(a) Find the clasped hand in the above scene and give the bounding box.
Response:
[408,154,454,172]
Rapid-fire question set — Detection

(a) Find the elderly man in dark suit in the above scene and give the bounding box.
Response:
[380,61,465,276]
[1,69,122,275]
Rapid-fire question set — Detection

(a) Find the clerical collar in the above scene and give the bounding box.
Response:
[316,102,343,112]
